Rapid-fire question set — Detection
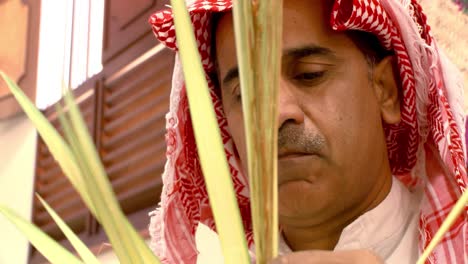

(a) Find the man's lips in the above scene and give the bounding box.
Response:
[278,152,310,160]
[278,150,318,160]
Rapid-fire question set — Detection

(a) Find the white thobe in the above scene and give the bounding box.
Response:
[279,177,422,264]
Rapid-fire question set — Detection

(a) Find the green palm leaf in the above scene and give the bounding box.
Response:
[36,195,100,264]
[0,71,93,211]
[0,206,83,264]
[0,71,160,263]
[61,90,159,263]
[169,1,250,263]
[417,189,468,264]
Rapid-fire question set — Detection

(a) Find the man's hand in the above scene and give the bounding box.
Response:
[270,250,385,264]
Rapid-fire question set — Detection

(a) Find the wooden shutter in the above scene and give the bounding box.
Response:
[33,87,96,241]
[100,47,173,228]
[103,0,168,66]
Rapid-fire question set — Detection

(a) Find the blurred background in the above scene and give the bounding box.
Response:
[0,0,466,263]
[423,0,468,111]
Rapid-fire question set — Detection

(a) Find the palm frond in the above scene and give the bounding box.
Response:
[169,1,250,263]
[0,71,160,264]
[233,1,283,262]
[36,195,100,264]
[417,189,468,264]
[0,206,84,264]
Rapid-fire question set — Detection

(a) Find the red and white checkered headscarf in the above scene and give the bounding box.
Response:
[148,0,467,263]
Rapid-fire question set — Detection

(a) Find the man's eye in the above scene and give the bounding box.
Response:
[232,85,242,102]
[294,71,325,82]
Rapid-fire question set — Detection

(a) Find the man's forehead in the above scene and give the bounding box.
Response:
[213,0,338,49]
[213,0,344,75]
[212,0,332,31]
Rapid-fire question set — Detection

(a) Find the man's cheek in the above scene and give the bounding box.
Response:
[227,117,248,165]
[235,134,248,170]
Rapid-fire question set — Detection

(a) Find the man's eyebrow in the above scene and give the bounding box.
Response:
[284,45,336,60]
[222,67,239,87]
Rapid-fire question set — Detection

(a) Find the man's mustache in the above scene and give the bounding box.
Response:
[278,124,325,155]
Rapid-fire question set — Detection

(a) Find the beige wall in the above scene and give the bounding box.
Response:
[0,0,28,98]
[0,114,36,264]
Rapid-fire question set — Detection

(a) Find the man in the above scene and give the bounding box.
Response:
[148,0,467,263]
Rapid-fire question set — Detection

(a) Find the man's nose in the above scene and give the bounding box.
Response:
[277,78,305,129]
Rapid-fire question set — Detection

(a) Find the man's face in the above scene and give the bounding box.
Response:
[215,0,397,227]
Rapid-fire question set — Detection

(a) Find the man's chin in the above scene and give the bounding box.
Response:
[279,179,315,193]
[278,180,330,219]
[278,206,328,225]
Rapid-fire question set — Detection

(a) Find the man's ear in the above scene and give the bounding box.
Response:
[372,56,401,125]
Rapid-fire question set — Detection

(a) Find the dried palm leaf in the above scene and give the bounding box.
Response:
[232,0,283,263]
